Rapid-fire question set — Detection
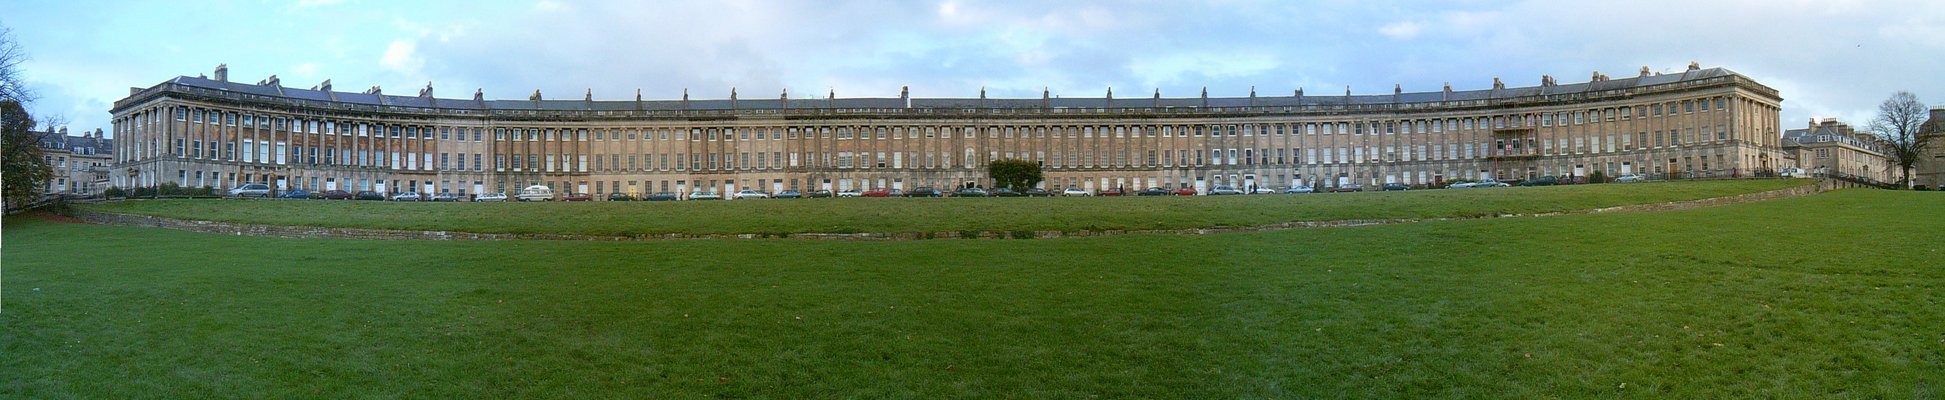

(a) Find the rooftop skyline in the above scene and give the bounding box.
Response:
[8,0,1943,135]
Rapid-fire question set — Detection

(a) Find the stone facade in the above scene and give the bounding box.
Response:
[1781,118,1896,184]
[1915,107,1945,189]
[35,127,115,195]
[109,63,1785,197]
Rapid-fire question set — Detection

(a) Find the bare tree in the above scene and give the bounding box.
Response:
[0,25,31,103]
[1869,91,1933,188]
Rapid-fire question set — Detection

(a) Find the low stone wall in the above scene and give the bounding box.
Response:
[71,183,1829,242]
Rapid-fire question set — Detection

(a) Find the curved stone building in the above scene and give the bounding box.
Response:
[109,63,1784,197]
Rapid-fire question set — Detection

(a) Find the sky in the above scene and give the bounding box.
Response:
[5,0,1943,138]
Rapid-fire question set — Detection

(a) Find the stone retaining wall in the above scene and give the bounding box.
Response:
[71,183,1829,242]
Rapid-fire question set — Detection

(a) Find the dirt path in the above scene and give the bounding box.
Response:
[67,183,1830,242]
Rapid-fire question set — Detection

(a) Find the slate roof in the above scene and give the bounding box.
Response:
[147,67,1753,113]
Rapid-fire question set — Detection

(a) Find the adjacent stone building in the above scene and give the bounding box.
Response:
[109,63,1785,197]
[35,127,115,195]
[1781,118,1895,184]
[1914,106,1945,189]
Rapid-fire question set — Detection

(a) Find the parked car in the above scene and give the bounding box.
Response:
[861,188,893,197]
[1471,179,1510,188]
[1518,176,1559,186]
[516,185,555,201]
[905,187,944,197]
[1023,188,1053,197]
[1445,181,1477,189]
[316,190,355,200]
[1172,188,1197,196]
[1382,183,1410,191]
[430,192,462,202]
[688,191,723,200]
[1062,187,1092,197]
[1208,186,1245,195]
[561,193,594,201]
[1283,186,1315,194]
[989,187,1021,197]
[1099,188,1125,196]
[606,192,635,201]
[475,192,508,202]
[954,187,989,197]
[734,190,771,199]
[837,189,863,198]
[279,189,311,199]
[1330,184,1363,193]
[1136,187,1171,196]
[773,190,804,199]
[806,190,833,198]
[354,191,386,200]
[390,192,423,201]
[228,183,272,198]
[1250,186,1280,194]
[644,192,679,201]
[1615,174,1647,183]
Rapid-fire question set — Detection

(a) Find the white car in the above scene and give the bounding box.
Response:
[1208,186,1246,195]
[1615,174,1647,183]
[1249,187,1279,194]
[516,185,555,201]
[733,190,770,199]
[1062,187,1091,196]
[228,183,271,197]
[390,192,422,201]
[688,191,723,200]
[836,189,863,198]
[475,192,508,202]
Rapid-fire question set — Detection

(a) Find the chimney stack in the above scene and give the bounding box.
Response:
[214,64,229,82]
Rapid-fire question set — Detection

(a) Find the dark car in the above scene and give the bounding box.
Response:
[1100,188,1126,196]
[645,192,679,201]
[1518,176,1559,186]
[990,188,1022,197]
[1172,188,1197,196]
[1329,184,1363,193]
[773,190,804,199]
[1381,183,1410,191]
[354,190,386,200]
[1023,188,1052,197]
[430,192,461,202]
[954,187,989,197]
[1136,187,1171,196]
[279,189,311,199]
[607,193,635,201]
[904,187,943,197]
[562,193,594,201]
[315,190,354,200]
[806,190,834,198]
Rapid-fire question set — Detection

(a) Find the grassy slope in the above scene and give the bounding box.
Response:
[78,179,1810,235]
[6,189,1941,398]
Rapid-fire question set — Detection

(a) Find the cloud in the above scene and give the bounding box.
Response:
[379,40,423,76]
[1378,21,1422,39]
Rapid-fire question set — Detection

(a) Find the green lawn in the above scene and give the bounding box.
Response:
[78,179,1810,235]
[5,188,1940,398]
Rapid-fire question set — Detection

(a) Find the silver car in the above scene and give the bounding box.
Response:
[733,190,770,199]
[475,192,508,202]
[227,183,271,197]
[1208,186,1246,195]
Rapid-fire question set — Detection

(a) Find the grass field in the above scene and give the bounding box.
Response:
[5,187,1941,398]
[78,179,1809,235]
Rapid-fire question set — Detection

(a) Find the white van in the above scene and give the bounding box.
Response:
[516,185,555,201]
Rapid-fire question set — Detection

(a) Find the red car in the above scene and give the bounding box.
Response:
[861,188,893,197]
[1099,188,1125,196]
[561,193,594,201]
[315,190,354,200]
[1172,188,1197,196]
